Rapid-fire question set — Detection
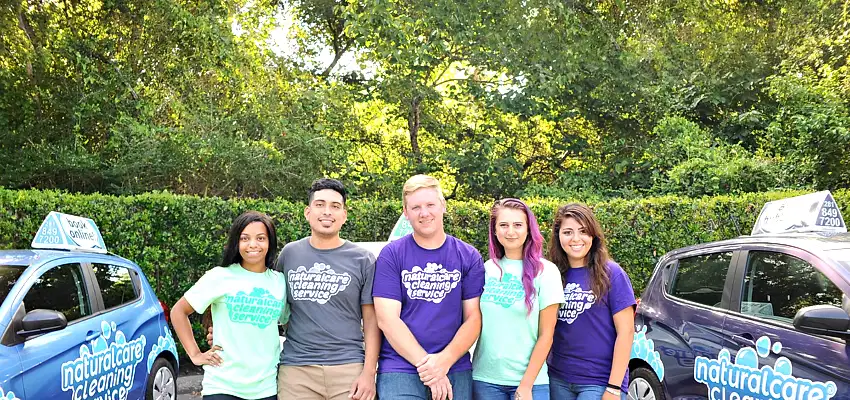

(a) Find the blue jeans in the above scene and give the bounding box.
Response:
[377,370,473,400]
[549,377,627,400]
[472,380,549,400]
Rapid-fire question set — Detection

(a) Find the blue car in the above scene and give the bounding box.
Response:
[629,191,850,400]
[0,212,178,400]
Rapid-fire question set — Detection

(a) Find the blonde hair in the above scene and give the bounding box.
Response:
[402,174,445,206]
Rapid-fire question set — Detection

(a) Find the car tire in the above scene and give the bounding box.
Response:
[146,357,177,400]
[629,367,665,400]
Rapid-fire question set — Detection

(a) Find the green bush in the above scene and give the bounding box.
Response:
[2,187,849,359]
[4,187,848,298]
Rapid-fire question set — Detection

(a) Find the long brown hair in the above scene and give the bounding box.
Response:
[548,203,612,302]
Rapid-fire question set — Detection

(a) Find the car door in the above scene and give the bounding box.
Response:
[14,259,104,399]
[87,260,159,399]
[720,248,850,400]
[643,248,741,400]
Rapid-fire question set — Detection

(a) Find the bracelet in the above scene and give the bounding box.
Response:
[606,383,621,390]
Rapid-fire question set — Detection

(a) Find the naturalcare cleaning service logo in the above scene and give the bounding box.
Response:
[288,263,352,304]
[224,287,284,328]
[61,321,146,400]
[558,282,596,323]
[402,263,461,303]
[481,273,525,308]
[694,336,837,400]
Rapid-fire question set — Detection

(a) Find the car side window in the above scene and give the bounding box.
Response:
[92,263,139,310]
[669,252,733,307]
[741,251,843,323]
[23,263,91,323]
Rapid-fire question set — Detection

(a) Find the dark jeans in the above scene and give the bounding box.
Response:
[377,370,473,400]
[548,377,627,400]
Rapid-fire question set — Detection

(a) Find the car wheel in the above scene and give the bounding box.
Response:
[146,357,176,400]
[629,367,665,400]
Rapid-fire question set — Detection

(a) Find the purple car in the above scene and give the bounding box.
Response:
[629,191,850,400]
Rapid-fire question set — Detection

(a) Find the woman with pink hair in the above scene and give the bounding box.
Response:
[472,199,564,400]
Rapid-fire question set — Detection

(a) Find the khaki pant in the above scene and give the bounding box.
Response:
[278,363,365,400]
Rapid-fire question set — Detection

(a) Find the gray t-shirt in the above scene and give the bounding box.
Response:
[275,237,376,365]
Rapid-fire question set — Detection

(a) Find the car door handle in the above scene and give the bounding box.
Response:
[731,334,755,347]
[85,330,100,341]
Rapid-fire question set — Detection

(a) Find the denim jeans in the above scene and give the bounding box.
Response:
[377,370,473,400]
[202,395,276,400]
[472,380,549,400]
[549,377,627,400]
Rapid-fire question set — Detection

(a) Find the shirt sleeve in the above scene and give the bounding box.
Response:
[184,267,225,314]
[279,297,290,324]
[361,251,377,305]
[538,260,566,309]
[462,247,485,300]
[607,261,637,315]
[372,244,402,301]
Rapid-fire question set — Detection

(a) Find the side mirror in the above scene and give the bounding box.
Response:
[793,305,850,338]
[17,309,67,337]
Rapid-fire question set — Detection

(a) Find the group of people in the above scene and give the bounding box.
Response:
[170,174,637,400]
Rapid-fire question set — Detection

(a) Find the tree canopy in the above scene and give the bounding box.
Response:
[2,0,848,200]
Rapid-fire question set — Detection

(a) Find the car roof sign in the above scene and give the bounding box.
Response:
[388,214,413,241]
[31,211,108,253]
[751,190,846,235]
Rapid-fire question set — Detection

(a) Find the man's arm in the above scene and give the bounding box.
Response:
[417,297,481,384]
[362,304,380,373]
[374,297,429,365]
[349,304,380,400]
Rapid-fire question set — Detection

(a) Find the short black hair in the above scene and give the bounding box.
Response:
[221,211,278,269]
[308,178,347,205]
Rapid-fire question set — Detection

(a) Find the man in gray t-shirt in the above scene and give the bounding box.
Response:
[276,237,375,365]
[275,178,379,400]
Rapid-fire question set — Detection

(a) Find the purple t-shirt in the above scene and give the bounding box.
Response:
[372,234,485,373]
[547,260,636,391]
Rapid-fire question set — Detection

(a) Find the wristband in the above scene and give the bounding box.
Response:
[606,383,621,390]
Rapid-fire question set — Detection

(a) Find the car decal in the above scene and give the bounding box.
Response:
[0,388,22,400]
[631,325,665,381]
[61,320,146,400]
[694,336,837,400]
[147,326,178,372]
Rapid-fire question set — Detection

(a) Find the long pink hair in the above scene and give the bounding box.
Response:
[488,198,545,315]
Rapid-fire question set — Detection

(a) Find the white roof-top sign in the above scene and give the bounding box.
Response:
[751,191,846,235]
[388,214,413,241]
[31,212,107,253]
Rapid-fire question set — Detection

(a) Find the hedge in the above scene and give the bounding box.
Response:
[2,188,849,306]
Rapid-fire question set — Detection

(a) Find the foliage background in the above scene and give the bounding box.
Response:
[2,0,849,201]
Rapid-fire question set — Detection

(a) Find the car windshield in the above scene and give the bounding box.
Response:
[1,265,26,304]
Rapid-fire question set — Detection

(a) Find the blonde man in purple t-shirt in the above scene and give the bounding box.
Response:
[373,174,486,400]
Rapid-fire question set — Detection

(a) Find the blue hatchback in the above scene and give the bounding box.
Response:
[629,191,850,400]
[0,213,178,400]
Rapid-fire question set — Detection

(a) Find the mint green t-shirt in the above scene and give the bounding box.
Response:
[472,257,564,386]
[185,264,288,399]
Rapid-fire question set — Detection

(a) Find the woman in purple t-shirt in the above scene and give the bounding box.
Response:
[546,203,636,400]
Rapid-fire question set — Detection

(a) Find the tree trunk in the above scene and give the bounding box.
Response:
[408,95,423,165]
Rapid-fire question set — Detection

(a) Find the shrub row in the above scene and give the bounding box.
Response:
[2,188,848,306]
